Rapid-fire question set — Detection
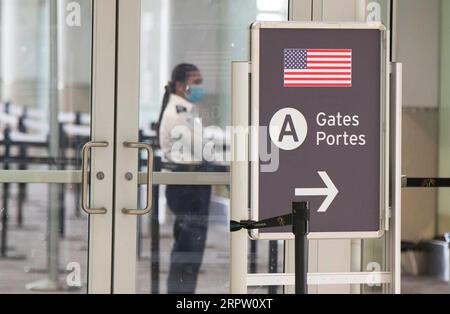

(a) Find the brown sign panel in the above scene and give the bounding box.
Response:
[250,23,388,239]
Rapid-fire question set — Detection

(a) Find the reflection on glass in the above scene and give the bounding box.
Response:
[367,0,391,27]
[140,0,288,129]
[0,183,88,293]
[0,0,92,293]
[360,0,391,295]
[137,184,231,294]
[138,0,289,294]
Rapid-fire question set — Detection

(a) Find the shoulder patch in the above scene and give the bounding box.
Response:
[176,105,187,114]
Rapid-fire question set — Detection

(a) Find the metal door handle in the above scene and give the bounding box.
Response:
[122,142,154,215]
[81,141,109,214]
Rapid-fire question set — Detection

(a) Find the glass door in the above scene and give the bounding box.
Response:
[109,0,406,295]
[112,0,290,294]
[308,0,397,294]
[0,0,116,293]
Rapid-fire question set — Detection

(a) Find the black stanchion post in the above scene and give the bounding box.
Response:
[293,201,309,294]
[268,240,278,294]
[151,155,161,294]
[250,241,258,273]
[74,113,82,219]
[17,113,28,228]
[75,112,82,126]
[74,142,82,218]
[17,150,26,228]
[1,127,11,257]
[58,123,65,238]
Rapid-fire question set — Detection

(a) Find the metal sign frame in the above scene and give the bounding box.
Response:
[249,21,390,240]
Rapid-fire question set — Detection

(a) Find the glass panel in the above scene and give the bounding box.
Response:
[361,0,391,295]
[247,240,284,294]
[315,0,392,294]
[138,0,289,294]
[320,0,391,26]
[0,0,92,293]
[0,183,88,293]
[367,0,391,27]
[137,184,230,294]
[396,0,449,294]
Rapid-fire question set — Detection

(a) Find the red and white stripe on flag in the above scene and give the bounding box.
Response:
[284,49,352,88]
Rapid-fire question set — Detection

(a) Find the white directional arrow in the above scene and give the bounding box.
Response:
[295,171,339,213]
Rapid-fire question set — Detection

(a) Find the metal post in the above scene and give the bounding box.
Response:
[293,201,309,294]
[74,144,81,218]
[250,241,258,273]
[58,182,65,238]
[230,61,250,294]
[17,112,28,228]
[17,144,26,228]
[137,215,142,259]
[58,123,65,238]
[350,239,362,294]
[448,240,450,294]
[27,0,61,291]
[389,62,403,294]
[46,0,61,286]
[268,240,278,294]
[1,178,8,257]
[151,155,161,294]
[0,127,25,261]
[74,113,82,218]
[1,128,11,257]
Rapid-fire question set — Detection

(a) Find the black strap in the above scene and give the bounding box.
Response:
[406,178,450,188]
[161,162,229,172]
[230,213,292,232]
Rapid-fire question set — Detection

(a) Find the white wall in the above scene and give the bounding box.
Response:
[395,0,441,109]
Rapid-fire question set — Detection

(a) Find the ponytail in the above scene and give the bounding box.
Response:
[157,82,175,140]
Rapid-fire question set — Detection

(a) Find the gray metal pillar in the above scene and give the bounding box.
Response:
[230,62,250,294]
[27,0,62,291]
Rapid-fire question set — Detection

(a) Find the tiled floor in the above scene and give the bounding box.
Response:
[0,182,448,294]
[0,182,278,294]
[402,275,449,294]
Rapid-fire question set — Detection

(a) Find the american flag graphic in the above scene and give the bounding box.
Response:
[284,48,352,87]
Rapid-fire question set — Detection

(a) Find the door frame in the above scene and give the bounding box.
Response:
[111,0,295,294]
[111,1,231,292]
[87,0,118,294]
[108,0,307,296]
[0,0,117,294]
[111,0,141,293]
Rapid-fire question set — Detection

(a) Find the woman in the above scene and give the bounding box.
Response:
[158,63,211,294]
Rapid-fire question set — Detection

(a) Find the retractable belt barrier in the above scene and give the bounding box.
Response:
[230,213,293,232]
[403,177,450,188]
[230,201,310,294]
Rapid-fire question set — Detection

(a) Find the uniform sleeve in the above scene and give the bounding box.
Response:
[170,110,204,162]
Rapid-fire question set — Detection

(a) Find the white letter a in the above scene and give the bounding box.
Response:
[66,2,81,27]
